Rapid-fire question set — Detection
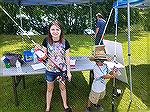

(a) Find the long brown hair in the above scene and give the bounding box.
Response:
[48,20,64,45]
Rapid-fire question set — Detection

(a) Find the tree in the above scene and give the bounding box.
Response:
[0,2,149,35]
[0,3,19,34]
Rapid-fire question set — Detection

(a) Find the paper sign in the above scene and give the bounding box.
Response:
[31,63,46,70]
[70,59,76,69]
[104,61,124,69]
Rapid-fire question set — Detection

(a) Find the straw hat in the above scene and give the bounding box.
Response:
[89,45,109,61]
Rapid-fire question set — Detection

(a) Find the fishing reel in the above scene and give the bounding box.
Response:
[56,76,65,85]
[34,48,47,62]
[114,88,122,97]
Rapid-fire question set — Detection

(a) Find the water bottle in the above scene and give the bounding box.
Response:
[16,60,22,73]
[33,53,38,63]
[31,48,38,63]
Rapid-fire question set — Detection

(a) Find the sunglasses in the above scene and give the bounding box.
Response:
[95,59,105,63]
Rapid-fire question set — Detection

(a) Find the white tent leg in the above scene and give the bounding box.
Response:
[19,6,25,50]
[127,0,133,102]
[89,4,94,47]
[90,4,92,34]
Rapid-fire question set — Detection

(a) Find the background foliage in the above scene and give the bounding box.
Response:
[0,1,150,35]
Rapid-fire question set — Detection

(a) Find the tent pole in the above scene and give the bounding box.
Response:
[19,6,23,30]
[90,4,92,33]
[127,0,133,102]
[89,4,95,55]
[112,6,118,112]
[19,6,25,50]
[89,4,93,44]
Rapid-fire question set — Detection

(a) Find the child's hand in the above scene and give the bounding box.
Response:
[110,67,118,78]
[34,43,42,50]
[111,70,117,77]
[112,66,118,73]
[33,44,48,62]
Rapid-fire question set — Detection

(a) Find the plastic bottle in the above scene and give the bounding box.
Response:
[31,48,38,63]
[16,60,22,73]
[33,53,38,63]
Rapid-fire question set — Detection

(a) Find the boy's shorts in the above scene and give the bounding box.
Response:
[89,90,106,104]
[45,70,67,82]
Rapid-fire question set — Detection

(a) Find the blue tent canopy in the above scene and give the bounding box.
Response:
[2,0,104,6]
[113,0,149,8]
[113,0,144,8]
[2,0,149,7]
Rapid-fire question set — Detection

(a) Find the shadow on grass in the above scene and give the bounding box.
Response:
[0,75,46,111]
[0,35,34,56]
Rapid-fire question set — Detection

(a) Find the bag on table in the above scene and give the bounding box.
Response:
[3,52,24,66]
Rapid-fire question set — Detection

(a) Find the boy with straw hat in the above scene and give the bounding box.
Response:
[85,45,117,112]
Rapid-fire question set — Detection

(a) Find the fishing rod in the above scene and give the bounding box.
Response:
[99,8,114,45]
[0,6,36,45]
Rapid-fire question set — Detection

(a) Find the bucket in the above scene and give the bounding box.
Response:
[23,50,33,62]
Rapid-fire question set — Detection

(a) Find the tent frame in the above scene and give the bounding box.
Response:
[100,0,144,110]
[101,1,147,111]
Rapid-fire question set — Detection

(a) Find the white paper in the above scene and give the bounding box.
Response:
[31,63,46,70]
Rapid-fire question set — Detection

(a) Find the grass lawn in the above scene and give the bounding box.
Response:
[0,32,150,112]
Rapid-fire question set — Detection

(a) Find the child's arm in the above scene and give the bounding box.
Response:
[101,64,118,79]
[101,71,117,79]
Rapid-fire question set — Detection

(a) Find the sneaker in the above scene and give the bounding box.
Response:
[85,107,92,112]
[93,104,104,111]
[64,107,72,112]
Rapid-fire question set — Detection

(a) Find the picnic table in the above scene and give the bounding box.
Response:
[0,56,95,106]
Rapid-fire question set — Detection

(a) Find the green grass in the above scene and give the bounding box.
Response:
[0,32,150,112]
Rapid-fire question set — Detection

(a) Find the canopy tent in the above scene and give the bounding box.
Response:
[1,0,104,30]
[1,0,129,83]
[113,0,150,8]
[111,0,149,104]
[100,0,150,111]
[1,0,104,6]
[0,0,149,111]
[1,0,149,85]
[1,0,104,53]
